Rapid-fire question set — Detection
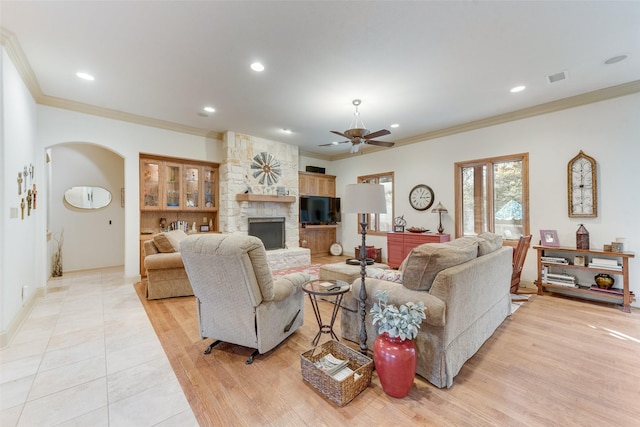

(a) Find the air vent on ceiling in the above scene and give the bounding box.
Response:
[547,71,567,84]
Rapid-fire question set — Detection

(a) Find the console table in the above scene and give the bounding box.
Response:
[533,245,635,313]
[387,232,450,268]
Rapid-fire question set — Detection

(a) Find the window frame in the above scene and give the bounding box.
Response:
[357,172,395,236]
[454,153,529,246]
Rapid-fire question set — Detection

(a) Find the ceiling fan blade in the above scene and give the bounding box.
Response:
[319,141,349,147]
[363,129,390,140]
[330,130,350,139]
[367,140,395,148]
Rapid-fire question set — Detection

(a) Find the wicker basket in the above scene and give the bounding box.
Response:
[300,340,373,406]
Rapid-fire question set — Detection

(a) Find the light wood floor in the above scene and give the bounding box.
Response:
[135,257,640,427]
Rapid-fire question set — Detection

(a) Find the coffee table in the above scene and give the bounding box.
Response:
[302,279,350,346]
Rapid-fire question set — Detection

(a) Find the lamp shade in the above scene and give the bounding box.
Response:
[431,202,448,213]
[343,183,387,214]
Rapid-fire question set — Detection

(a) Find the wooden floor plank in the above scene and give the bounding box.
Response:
[134,260,640,427]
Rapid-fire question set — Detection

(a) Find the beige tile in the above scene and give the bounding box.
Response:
[18,377,107,426]
[47,325,105,352]
[0,404,23,427]
[56,405,109,427]
[107,356,176,403]
[28,355,106,401]
[154,408,199,426]
[0,338,48,364]
[0,375,33,410]
[105,336,165,375]
[39,337,105,372]
[0,354,41,384]
[108,377,190,426]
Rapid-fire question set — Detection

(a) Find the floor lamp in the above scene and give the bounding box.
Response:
[343,183,387,355]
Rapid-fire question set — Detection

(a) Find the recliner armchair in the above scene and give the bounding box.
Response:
[180,234,308,364]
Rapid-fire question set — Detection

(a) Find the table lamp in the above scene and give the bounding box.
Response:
[432,202,448,234]
[343,183,387,355]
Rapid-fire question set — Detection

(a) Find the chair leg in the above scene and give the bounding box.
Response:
[204,339,222,355]
[245,349,259,365]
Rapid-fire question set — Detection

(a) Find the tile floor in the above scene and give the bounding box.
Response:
[0,267,197,426]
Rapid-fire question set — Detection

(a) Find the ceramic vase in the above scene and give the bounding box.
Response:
[373,332,417,398]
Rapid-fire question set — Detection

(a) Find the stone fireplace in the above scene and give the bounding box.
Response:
[248,217,285,250]
[218,132,310,269]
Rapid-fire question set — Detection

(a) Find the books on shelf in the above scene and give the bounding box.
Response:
[588,262,622,270]
[590,258,618,267]
[541,256,569,264]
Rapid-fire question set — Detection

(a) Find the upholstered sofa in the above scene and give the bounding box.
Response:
[340,233,512,388]
[143,229,194,299]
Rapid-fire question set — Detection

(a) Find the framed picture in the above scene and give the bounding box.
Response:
[394,225,405,232]
[199,225,210,232]
[540,229,559,247]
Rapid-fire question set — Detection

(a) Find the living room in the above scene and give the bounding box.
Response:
[2,1,640,425]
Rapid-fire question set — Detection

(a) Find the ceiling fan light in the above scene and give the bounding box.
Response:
[391,123,399,128]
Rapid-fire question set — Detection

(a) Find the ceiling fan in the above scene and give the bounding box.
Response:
[320,99,395,153]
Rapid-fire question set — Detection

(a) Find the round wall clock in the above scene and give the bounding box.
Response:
[567,150,597,218]
[409,184,435,211]
[251,152,282,186]
[330,242,343,256]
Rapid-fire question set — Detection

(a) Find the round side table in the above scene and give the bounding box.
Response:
[302,279,350,346]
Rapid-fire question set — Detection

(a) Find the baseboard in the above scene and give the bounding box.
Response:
[0,287,45,349]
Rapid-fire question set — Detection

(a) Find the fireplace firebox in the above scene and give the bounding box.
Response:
[248,217,285,250]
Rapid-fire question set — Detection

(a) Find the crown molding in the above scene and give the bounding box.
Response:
[38,95,222,139]
[1,28,44,101]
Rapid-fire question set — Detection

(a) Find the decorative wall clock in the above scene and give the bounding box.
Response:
[567,150,597,218]
[409,184,434,211]
[251,152,282,186]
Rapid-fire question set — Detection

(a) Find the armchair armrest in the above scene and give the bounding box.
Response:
[351,278,446,327]
[272,273,310,301]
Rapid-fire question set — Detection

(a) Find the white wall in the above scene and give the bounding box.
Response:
[1,47,41,334]
[49,143,125,271]
[333,93,640,304]
[36,106,225,280]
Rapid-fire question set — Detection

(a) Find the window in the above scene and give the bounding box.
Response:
[454,153,529,244]
[358,172,394,235]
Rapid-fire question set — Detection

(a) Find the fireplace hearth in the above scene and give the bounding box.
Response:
[248,217,285,250]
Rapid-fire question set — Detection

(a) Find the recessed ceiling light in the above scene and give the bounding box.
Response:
[203,106,215,113]
[282,128,292,134]
[76,72,95,81]
[510,85,526,93]
[250,62,265,72]
[604,54,628,65]
[390,123,399,128]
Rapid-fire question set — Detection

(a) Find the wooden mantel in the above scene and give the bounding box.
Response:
[236,194,296,203]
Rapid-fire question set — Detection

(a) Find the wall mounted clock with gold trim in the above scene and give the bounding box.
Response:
[409,184,435,211]
[568,150,597,218]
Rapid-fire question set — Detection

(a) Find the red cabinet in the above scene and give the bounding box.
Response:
[387,232,451,269]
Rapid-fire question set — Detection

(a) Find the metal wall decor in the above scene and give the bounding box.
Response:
[251,152,281,186]
[568,150,597,218]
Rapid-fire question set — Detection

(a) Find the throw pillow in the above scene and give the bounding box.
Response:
[401,241,479,291]
[366,268,403,284]
[153,233,175,253]
[165,229,188,251]
[478,232,503,256]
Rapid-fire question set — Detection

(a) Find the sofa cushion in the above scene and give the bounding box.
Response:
[401,241,479,291]
[478,232,503,256]
[165,229,188,251]
[153,233,175,253]
[366,267,403,284]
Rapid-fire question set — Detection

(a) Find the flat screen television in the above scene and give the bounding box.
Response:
[299,196,341,225]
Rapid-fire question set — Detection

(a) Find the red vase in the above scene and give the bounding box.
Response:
[373,332,418,398]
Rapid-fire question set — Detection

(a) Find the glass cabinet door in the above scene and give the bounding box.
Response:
[140,159,160,210]
[184,165,200,209]
[203,166,218,209]
[164,163,182,209]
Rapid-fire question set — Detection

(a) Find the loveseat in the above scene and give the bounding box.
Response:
[143,229,194,299]
[340,233,512,388]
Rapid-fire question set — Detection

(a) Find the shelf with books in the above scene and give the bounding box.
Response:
[534,245,635,313]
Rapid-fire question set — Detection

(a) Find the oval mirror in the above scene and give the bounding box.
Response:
[64,186,112,209]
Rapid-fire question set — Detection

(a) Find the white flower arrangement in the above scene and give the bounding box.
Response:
[370,290,426,341]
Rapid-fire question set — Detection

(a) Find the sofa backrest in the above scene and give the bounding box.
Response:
[146,229,189,256]
[400,233,504,291]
